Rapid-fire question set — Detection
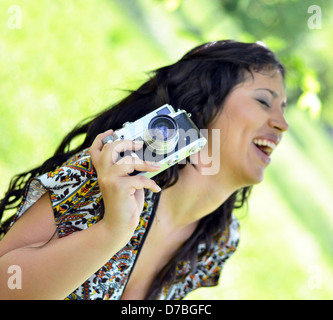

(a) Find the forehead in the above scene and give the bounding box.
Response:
[239,70,286,99]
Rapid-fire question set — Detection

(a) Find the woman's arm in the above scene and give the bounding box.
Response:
[0,192,132,299]
[0,130,161,299]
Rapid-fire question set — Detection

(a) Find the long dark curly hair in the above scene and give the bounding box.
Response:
[0,40,285,299]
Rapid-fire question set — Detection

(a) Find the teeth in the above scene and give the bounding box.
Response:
[253,138,276,150]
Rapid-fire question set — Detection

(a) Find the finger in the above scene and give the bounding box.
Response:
[101,139,144,166]
[121,175,162,194]
[89,130,114,163]
[113,156,161,176]
[94,130,115,150]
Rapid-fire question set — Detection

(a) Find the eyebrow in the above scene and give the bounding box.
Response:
[255,88,287,107]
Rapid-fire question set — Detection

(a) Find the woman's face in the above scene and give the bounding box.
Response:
[201,70,288,189]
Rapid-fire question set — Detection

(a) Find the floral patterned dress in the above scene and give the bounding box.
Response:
[10,148,240,300]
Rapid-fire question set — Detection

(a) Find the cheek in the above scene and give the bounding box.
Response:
[205,99,263,164]
[217,114,250,153]
[223,105,263,149]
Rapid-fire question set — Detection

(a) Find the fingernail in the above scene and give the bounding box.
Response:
[133,140,144,146]
[147,161,161,167]
[155,185,162,192]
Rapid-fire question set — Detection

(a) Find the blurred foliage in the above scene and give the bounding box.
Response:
[0,0,332,299]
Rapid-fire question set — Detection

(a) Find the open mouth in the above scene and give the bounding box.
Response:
[253,138,277,159]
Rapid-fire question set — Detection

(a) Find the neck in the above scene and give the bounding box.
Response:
[157,163,236,231]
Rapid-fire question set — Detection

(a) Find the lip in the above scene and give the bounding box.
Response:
[252,134,280,165]
[252,142,271,164]
[255,134,280,145]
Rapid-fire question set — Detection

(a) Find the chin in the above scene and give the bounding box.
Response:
[242,169,265,186]
[252,173,265,185]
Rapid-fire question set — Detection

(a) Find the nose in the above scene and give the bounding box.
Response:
[268,110,289,132]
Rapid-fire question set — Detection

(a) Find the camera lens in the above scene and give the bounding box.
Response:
[151,118,175,140]
[145,115,179,154]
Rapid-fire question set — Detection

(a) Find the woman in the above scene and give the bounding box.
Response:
[0,40,288,300]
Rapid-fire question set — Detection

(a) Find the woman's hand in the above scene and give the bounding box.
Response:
[89,130,161,245]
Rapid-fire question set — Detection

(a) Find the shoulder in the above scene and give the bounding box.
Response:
[10,149,99,231]
[194,215,240,286]
[39,149,94,187]
[158,215,241,299]
[201,214,240,263]
[193,215,240,283]
[39,149,102,236]
[36,149,96,203]
[224,214,240,251]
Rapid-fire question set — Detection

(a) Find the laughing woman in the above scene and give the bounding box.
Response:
[0,40,288,300]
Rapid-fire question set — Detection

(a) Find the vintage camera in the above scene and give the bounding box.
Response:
[102,104,207,178]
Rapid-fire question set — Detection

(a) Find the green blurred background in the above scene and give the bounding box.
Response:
[0,0,332,299]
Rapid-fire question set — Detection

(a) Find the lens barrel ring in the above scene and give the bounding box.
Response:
[102,135,115,145]
[145,115,179,154]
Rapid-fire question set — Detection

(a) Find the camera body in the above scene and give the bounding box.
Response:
[102,104,207,178]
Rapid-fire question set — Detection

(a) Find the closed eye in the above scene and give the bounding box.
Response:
[257,99,271,108]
